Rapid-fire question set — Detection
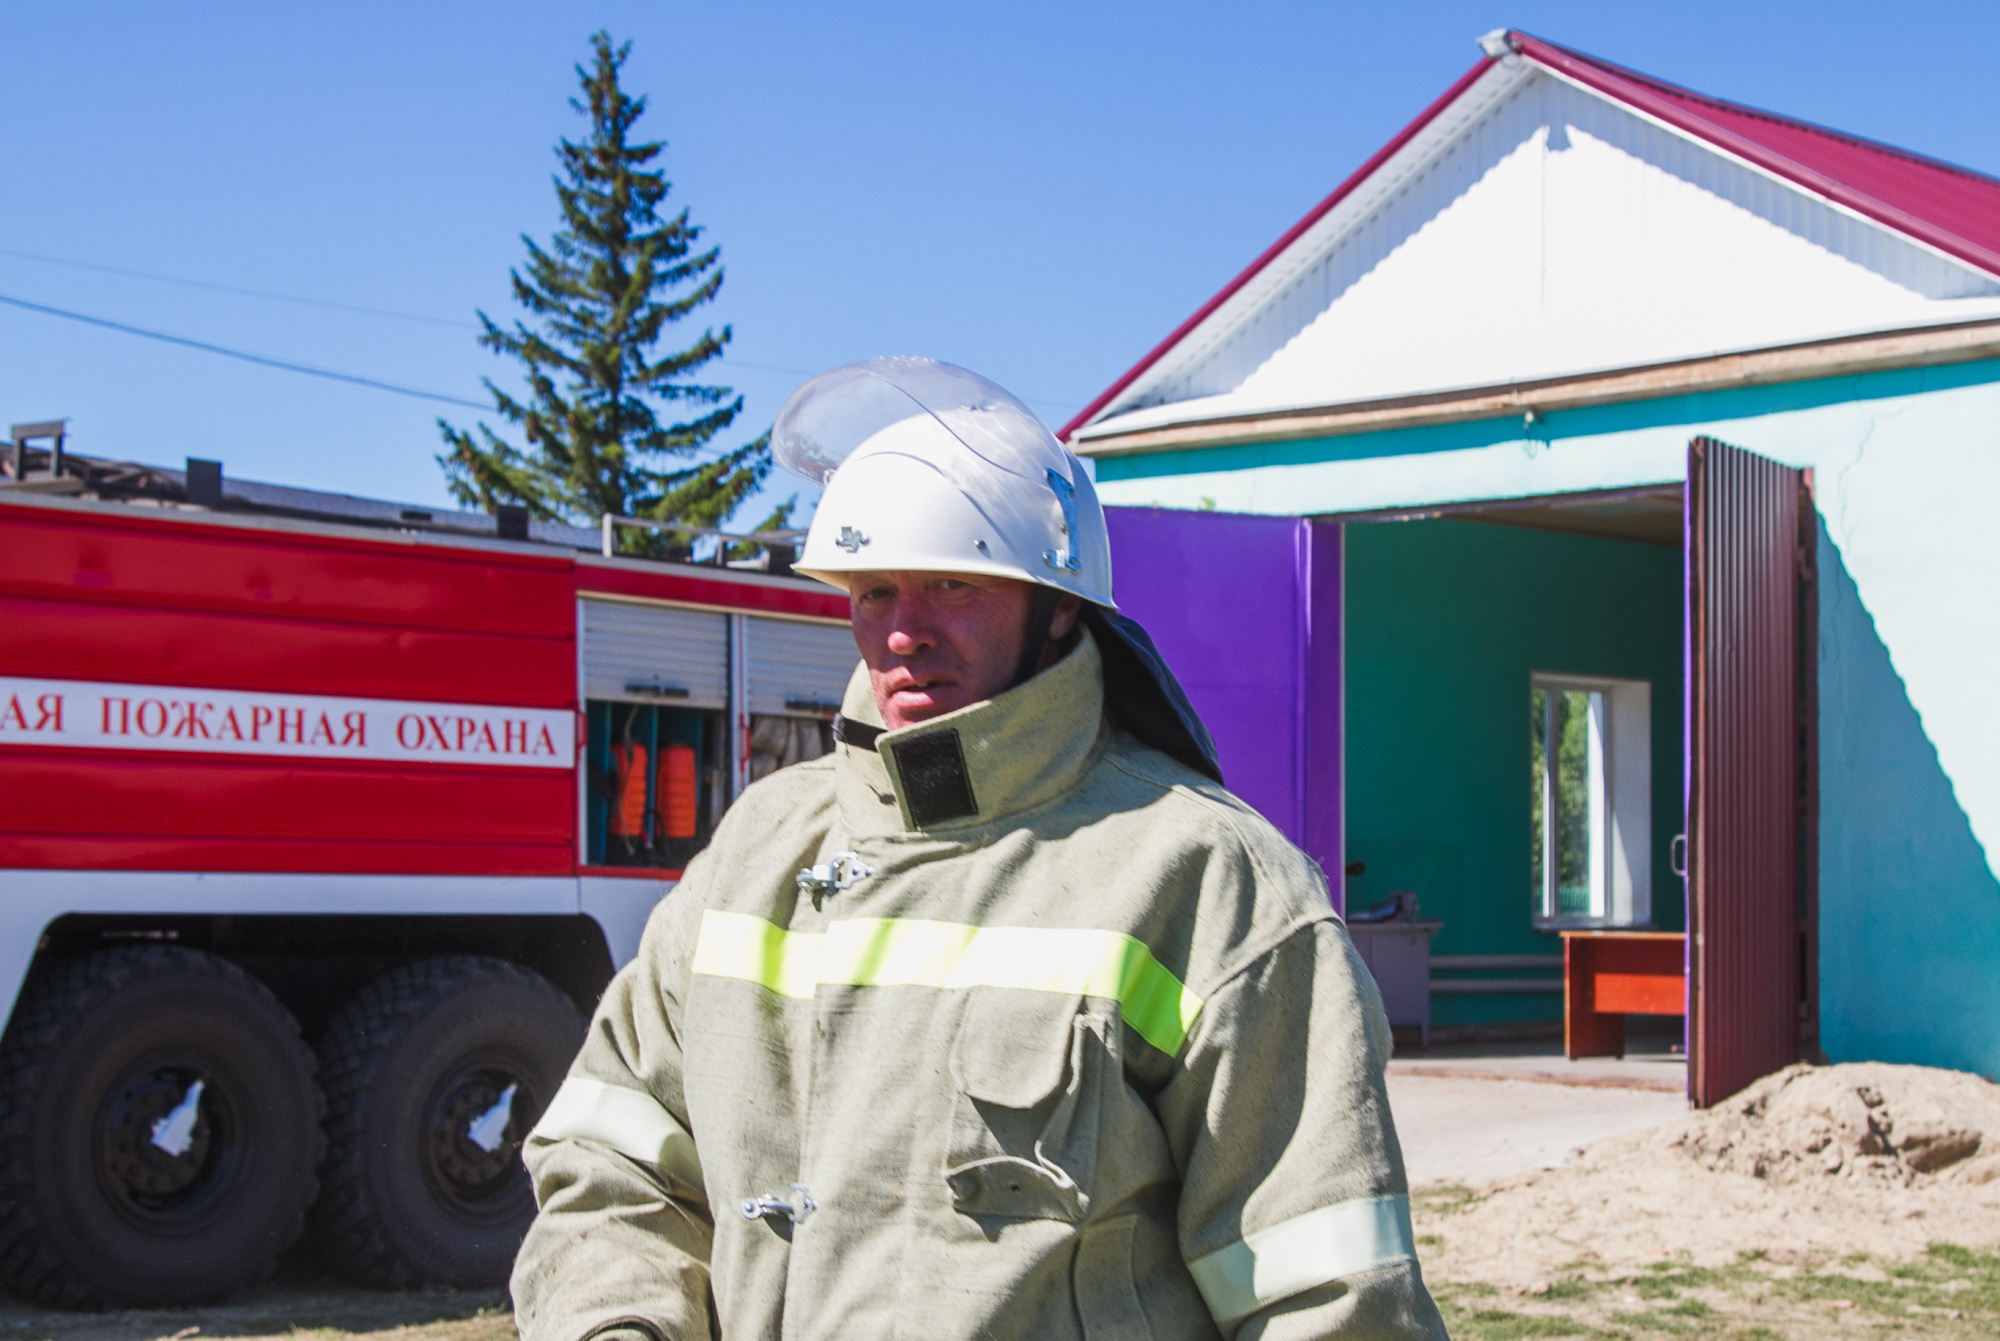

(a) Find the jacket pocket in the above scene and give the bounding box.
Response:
[1074,1215,1149,1341]
[944,989,1111,1223]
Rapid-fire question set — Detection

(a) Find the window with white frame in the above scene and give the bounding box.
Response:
[1530,674,1652,927]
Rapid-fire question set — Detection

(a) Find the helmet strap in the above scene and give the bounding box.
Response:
[1011,585,1067,689]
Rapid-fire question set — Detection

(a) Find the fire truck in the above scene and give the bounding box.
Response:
[0,439,857,1306]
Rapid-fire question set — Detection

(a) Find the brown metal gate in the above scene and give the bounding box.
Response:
[1686,436,1816,1107]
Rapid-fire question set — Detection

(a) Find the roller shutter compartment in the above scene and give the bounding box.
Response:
[580,598,729,708]
[744,616,857,717]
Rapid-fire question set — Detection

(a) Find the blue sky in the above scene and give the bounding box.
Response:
[2,1,1995,523]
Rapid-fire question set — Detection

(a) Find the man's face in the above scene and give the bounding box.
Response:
[850,570,1075,730]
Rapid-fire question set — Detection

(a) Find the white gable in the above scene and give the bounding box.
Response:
[1080,64,2000,439]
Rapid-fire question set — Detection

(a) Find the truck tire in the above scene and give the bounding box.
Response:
[0,946,324,1307]
[312,956,583,1288]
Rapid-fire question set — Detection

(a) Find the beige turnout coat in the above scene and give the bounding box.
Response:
[514,631,1447,1340]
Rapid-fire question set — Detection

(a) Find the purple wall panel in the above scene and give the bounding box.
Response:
[1304,520,1345,913]
[1105,507,1342,902]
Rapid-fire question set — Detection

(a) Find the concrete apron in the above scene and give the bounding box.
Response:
[1387,1042,1690,1187]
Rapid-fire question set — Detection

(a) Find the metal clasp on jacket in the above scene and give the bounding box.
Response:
[740,1183,816,1225]
[796,852,873,909]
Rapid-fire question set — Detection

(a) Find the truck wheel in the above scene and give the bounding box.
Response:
[0,946,324,1307]
[312,957,583,1289]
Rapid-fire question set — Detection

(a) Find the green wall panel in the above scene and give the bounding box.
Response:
[1343,518,1683,1024]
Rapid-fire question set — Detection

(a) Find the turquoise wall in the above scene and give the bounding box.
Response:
[1344,519,1684,1026]
[1816,521,2000,1076]
[1095,359,2000,1073]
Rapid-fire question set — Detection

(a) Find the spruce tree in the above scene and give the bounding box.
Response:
[439,31,787,543]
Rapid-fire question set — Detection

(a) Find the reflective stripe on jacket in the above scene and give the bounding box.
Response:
[514,630,1449,1340]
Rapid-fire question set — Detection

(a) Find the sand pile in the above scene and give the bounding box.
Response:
[1415,1062,2000,1285]
[1668,1062,2000,1185]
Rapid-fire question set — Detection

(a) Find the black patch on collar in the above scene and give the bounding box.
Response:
[833,714,882,752]
[888,729,978,827]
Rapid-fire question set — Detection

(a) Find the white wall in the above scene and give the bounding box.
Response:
[1090,69,2000,435]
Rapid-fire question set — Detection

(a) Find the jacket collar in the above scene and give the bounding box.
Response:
[835,628,1106,837]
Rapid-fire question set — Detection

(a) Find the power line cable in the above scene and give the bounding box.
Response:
[0,245,480,329]
[716,356,820,378]
[0,292,491,410]
[0,250,822,372]
[712,354,1075,414]
[0,252,1083,416]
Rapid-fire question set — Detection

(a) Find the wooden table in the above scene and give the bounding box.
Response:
[1561,930,1686,1059]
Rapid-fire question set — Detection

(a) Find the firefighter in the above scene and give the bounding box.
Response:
[512,358,1447,1340]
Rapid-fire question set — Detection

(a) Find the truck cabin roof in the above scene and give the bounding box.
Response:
[0,442,808,577]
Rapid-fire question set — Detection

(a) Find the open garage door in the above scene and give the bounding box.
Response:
[1686,436,1817,1107]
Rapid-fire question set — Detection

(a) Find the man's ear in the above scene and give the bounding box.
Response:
[1049,595,1084,641]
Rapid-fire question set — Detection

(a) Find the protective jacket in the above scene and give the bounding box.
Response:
[514,631,1447,1340]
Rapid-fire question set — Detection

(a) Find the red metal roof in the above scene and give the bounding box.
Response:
[1055,53,1497,441]
[1062,31,2000,440]
[1511,32,2000,281]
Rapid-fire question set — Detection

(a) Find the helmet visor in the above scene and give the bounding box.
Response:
[773,357,1071,489]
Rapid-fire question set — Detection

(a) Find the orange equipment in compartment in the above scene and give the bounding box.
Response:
[661,743,698,838]
[609,743,650,838]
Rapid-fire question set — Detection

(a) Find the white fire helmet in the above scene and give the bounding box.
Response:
[773,357,1115,610]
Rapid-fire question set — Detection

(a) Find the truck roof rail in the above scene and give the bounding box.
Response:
[600,512,809,574]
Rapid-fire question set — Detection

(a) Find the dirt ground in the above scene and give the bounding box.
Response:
[1415,1062,2000,1280]
[1415,1061,2000,1338]
[3,1060,1995,1339]
[0,1272,510,1341]
[1423,1243,2000,1340]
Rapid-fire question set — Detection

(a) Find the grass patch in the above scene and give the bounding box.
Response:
[1414,1183,1486,1216]
[1453,1308,1596,1338]
[1763,1241,2000,1321]
[1926,1241,2000,1311]
[1629,1262,1751,1299]
[1434,1243,2000,1339]
[1608,1308,1704,1333]
[1431,1285,1602,1340]
[1541,1280,1600,1301]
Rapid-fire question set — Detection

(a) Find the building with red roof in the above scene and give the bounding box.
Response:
[1082,30,2000,1099]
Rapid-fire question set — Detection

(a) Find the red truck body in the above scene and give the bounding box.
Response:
[1,492,847,880]
[0,464,859,1305]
